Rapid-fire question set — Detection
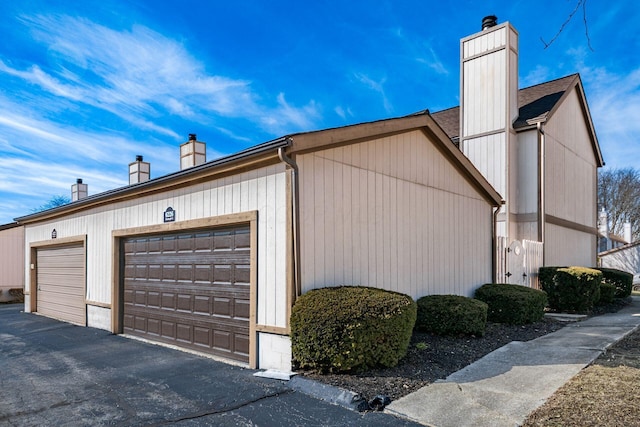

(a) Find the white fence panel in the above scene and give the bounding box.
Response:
[523,239,544,289]
[496,238,543,288]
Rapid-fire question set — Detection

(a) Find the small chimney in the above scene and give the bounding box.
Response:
[71,178,88,201]
[481,15,498,30]
[129,155,150,185]
[598,208,609,238]
[180,133,206,170]
[624,222,632,244]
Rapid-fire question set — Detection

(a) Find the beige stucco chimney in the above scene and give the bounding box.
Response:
[180,133,206,170]
[460,15,518,239]
[71,178,88,201]
[129,155,150,185]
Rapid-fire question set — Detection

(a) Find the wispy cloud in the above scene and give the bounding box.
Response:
[4,14,321,137]
[334,105,354,120]
[577,63,640,169]
[392,27,448,76]
[354,72,393,113]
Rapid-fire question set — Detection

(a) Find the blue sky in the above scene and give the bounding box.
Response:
[1,0,638,224]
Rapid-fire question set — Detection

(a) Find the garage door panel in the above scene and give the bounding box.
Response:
[36,243,86,327]
[123,227,251,363]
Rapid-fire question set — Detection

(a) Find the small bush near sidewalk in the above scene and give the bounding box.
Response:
[597,282,616,305]
[415,295,487,336]
[595,267,633,298]
[541,266,602,313]
[474,283,547,324]
[290,286,416,373]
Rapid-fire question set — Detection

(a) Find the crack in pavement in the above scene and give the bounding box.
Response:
[145,389,294,426]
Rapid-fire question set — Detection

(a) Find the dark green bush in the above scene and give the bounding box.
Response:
[594,268,633,298]
[597,282,616,305]
[290,286,416,373]
[474,283,548,324]
[541,266,602,313]
[415,295,487,336]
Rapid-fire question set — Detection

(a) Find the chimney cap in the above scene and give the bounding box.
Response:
[481,15,498,30]
[188,133,197,141]
[136,155,143,162]
[76,178,83,184]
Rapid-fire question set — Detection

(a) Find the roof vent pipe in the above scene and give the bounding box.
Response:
[481,15,498,30]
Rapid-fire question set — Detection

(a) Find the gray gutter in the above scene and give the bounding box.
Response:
[15,137,291,223]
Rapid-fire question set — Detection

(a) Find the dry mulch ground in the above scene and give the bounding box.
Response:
[303,318,565,403]
[301,298,632,409]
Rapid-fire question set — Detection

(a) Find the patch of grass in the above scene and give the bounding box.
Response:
[415,342,428,351]
[523,325,640,426]
[523,365,640,427]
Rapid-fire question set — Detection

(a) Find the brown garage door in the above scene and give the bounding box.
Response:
[122,227,251,363]
[36,244,86,326]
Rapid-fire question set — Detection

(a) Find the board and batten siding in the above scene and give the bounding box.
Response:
[543,87,598,266]
[24,164,289,332]
[297,130,494,299]
[0,225,24,302]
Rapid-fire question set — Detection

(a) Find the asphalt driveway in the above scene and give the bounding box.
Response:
[0,304,418,426]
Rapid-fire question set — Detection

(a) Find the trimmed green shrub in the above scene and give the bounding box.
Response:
[595,268,633,298]
[597,282,616,305]
[415,295,487,336]
[474,283,548,324]
[539,266,565,290]
[541,266,602,313]
[290,286,416,373]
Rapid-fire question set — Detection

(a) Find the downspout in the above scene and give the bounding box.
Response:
[278,144,302,300]
[492,203,504,283]
[537,122,546,264]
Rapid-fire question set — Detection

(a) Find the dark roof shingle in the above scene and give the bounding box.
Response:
[432,74,579,140]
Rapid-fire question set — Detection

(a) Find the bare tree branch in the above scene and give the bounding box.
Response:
[541,0,594,51]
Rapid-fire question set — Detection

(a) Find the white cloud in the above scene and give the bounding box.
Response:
[580,66,640,169]
[354,72,393,113]
[521,65,552,88]
[5,14,321,136]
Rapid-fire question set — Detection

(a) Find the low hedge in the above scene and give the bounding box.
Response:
[290,286,416,373]
[594,267,633,298]
[415,295,487,336]
[474,283,548,324]
[541,266,602,313]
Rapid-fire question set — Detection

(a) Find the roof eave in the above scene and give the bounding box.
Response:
[15,137,291,224]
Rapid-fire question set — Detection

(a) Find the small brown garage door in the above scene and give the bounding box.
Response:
[122,227,251,363]
[36,244,86,326]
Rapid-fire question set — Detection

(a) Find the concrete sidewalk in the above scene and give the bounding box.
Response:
[385,296,640,427]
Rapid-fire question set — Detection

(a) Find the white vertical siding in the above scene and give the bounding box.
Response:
[298,130,494,299]
[24,164,289,329]
[543,87,598,266]
[0,225,25,300]
[463,49,507,136]
[462,133,507,197]
[545,223,596,267]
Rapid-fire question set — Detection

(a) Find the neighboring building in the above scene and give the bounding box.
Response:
[597,208,631,253]
[432,16,603,285]
[599,241,640,277]
[16,121,501,372]
[0,222,24,302]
